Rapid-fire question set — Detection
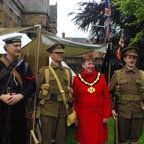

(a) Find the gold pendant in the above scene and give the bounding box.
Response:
[87,87,95,93]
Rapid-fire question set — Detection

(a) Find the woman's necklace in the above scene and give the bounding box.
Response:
[78,72,101,93]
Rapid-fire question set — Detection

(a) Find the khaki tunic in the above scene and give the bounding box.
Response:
[36,62,72,118]
[109,67,144,119]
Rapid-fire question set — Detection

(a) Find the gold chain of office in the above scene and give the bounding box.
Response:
[78,72,101,93]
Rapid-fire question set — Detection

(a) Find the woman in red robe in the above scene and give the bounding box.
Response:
[72,54,111,144]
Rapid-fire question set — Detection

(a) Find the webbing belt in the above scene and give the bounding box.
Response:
[119,94,142,101]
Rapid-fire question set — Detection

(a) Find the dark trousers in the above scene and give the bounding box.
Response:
[0,117,27,144]
[118,117,143,143]
[41,115,67,144]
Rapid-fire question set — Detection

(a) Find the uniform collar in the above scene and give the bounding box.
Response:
[4,54,10,64]
[50,62,63,69]
[124,66,138,73]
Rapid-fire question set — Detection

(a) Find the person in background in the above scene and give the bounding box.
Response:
[72,54,111,144]
[109,46,144,144]
[0,35,36,144]
[36,43,73,144]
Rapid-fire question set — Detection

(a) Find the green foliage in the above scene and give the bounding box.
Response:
[112,0,144,44]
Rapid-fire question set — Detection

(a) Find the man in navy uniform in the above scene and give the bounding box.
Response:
[0,35,36,144]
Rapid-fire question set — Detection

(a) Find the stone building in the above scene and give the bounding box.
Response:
[0,0,22,27]
[0,0,57,34]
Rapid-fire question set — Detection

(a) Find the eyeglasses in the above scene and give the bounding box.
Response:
[53,52,64,54]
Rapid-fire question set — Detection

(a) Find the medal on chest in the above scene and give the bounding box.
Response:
[87,86,95,93]
[78,72,101,93]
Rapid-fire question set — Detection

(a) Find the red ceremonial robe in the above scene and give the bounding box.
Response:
[72,70,111,144]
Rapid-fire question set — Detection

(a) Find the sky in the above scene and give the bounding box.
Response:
[50,0,98,38]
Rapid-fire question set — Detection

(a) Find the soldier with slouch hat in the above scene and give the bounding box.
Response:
[109,46,144,144]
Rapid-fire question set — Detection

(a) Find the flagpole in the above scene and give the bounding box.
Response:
[108,43,112,84]
[104,0,119,144]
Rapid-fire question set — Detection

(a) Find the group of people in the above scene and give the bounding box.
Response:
[0,34,143,144]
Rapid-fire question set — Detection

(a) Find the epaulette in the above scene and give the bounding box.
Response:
[39,66,49,73]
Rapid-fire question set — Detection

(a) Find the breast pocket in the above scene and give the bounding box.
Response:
[119,79,128,93]
[136,79,142,94]
[49,77,56,93]
[49,77,56,84]
[136,79,141,86]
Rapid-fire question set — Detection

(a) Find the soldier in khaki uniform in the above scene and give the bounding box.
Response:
[36,43,72,144]
[109,46,144,144]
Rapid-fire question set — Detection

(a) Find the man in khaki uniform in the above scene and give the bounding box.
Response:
[109,46,144,144]
[36,43,72,144]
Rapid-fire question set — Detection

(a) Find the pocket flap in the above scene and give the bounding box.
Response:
[136,79,141,84]
[120,79,127,84]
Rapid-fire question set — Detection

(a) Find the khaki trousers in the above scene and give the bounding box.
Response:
[41,115,67,144]
[118,117,143,143]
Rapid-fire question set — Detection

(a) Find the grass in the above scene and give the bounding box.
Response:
[67,118,144,144]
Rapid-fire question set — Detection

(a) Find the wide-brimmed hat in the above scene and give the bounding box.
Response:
[3,35,22,44]
[46,42,65,53]
[121,46,139,57]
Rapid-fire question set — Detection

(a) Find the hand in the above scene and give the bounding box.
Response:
[75,119,79,126]
[8,93,24,105]
[0,94,12,104]
[30,111,35,121]
[111,110,118,120]
[103,118,108,124]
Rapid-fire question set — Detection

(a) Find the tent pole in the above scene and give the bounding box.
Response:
[33,25,41,130]
[29,25,42,144]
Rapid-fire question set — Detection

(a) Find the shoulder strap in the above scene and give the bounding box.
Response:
[139,70,144,85]
[44,66,71,86]
[0,56,23,88]
[116,70,121,85]
[13,71,23,88]
[0,56,9,65]
[44,67,50,84]
[49,66,69,114]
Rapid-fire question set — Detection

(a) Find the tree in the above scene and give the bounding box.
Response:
[68,1,106,44]
[112,0,144,45]
[112,0,144,69]
[68,0,144,69]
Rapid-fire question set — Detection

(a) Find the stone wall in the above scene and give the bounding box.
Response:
[19,0,50,14]
[0,0,22,27]
[22,13,49,27]
[0,0,56,34]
